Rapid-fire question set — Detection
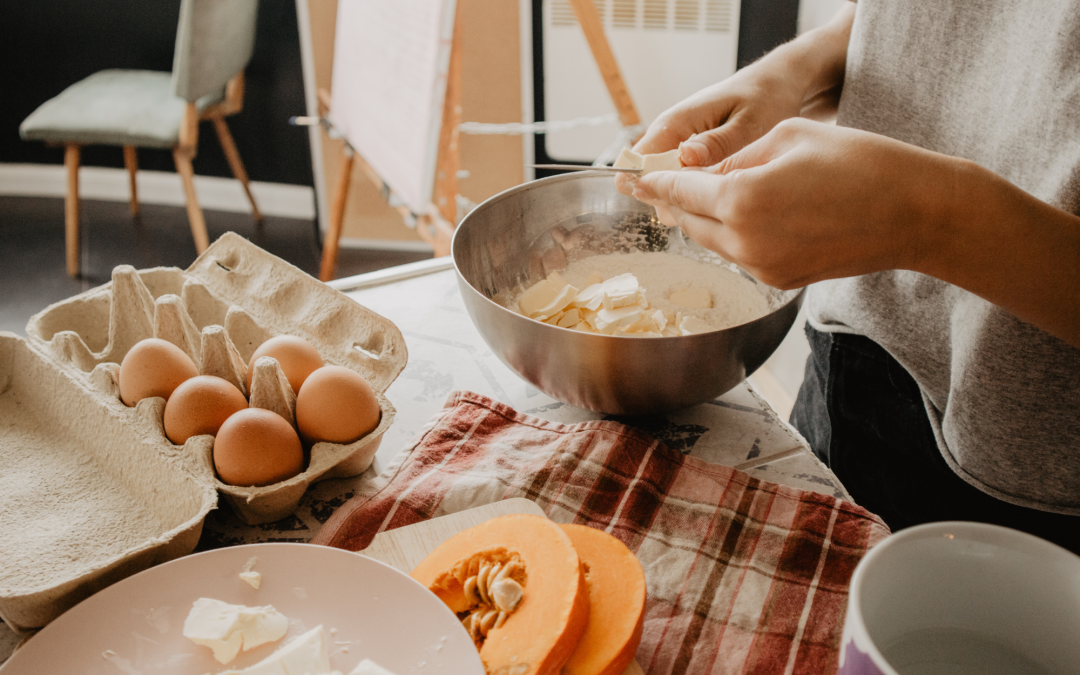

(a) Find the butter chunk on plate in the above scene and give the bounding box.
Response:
[184,598,289,664]
[219,625,331,675]
[218,625,400,675]
[349,659,400,675]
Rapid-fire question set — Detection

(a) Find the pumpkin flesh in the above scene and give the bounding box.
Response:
[411,514,590,675]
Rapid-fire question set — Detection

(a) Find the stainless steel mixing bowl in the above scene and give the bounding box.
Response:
[452,171,803,415]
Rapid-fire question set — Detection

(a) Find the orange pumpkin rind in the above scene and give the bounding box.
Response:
[560,524,647,675]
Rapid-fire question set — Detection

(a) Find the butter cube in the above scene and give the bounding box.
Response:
[557,308,582,328]
[613,148,681,174]
[518,273,578,320]
[219,625,331,675]
[593,305,645,334]
[641,149,682,173]
[652,310,668,332]
[679,315,713,336]
[350,660,399,675]
[600,273,643,311]
[517,278,559,316]
[613,148,644,170]
[622,311,662,334]
[572,283,605,311]
[183,598,289,664]
[239,571,261,589]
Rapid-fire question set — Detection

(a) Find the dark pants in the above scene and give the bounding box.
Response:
[790,324,1080,554]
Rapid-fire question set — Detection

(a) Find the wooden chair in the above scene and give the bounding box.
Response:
[19,0,261,277]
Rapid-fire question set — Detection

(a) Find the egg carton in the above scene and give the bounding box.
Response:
[0,234,407,633]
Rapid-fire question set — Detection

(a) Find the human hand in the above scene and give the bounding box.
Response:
[615,2,855,196]
[631,119,957,289]
[614,63,809,197]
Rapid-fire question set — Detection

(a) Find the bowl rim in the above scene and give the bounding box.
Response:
[451,171,804,340]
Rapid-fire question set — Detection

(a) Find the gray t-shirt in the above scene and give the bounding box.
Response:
[808,0,1080,514]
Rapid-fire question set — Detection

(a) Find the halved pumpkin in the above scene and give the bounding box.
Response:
[561,524,647,675]
[411,514,590,675]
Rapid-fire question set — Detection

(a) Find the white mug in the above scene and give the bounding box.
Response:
[838,521,1080,675]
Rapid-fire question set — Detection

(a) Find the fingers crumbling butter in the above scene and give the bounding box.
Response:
[613,148,682,174]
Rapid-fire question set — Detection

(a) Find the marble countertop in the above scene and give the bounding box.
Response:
[0,257,845,662]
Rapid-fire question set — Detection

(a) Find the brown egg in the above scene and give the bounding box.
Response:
[246,335,324,394]
[213,408,304,487]
[163,375,248,445]
[295,365,380,444]
[118,338,200,407]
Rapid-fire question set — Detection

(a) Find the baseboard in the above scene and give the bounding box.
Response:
[0,163,316,219]
[337,236,433,253]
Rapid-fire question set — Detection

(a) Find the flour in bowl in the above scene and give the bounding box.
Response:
[509,251,769,336]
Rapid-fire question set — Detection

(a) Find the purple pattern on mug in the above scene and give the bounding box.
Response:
[837,637,889,675]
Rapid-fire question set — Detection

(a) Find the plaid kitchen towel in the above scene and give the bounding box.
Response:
[314,391,890,674]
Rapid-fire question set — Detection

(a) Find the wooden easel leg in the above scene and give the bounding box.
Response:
[424,1,464,258]
[319,148,354,282]
[123,145,139,216]
[64,144,81,277]
[211,115,263,222]
[173,148,210,254]
[567,0,640,128]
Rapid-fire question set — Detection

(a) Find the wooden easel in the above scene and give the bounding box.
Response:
[317,0,640,282]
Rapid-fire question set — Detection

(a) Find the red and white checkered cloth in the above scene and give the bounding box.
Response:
[314,391,890,674]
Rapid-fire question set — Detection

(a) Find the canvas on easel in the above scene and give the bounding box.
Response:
[328,0,456,216]
[319,0,460,280]
[316,0,641,281]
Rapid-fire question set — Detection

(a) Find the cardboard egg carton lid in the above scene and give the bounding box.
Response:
[0,333,218,634]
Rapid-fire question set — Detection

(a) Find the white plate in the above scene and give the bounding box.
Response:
[0,543,484,674]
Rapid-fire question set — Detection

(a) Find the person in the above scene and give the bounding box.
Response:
[617,1,1080,552]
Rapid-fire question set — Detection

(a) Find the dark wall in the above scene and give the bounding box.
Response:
[737,0,800,68]
[0,0,313,187]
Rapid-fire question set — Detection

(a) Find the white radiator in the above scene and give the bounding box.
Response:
[541,0,741,162]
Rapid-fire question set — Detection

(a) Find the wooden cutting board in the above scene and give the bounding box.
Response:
[359,498,645,675]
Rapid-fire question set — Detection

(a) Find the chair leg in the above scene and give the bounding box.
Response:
[123,145,139,216]
[172,148,210,254]
[211,115,262,222]
[319,150,355,282]
[64,144,81,277]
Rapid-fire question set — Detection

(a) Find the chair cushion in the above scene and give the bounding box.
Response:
[20,70,220,149]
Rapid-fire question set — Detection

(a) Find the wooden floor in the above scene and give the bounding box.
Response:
[0,196,431,335]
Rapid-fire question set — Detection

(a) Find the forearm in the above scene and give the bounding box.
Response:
[760,2,855,109]
[918,159,1080,348]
